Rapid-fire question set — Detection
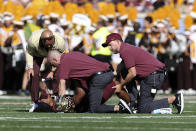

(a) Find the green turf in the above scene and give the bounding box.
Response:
[0,95,196,131]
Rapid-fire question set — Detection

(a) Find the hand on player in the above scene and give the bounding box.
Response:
[46,71,54,80]
[112,84,122,93]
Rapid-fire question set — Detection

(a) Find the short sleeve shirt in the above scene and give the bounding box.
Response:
[56,52,110,79]
[120,43,165,78]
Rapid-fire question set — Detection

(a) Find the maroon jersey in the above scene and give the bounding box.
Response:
[56,52,110,79]
[120,43,165,78]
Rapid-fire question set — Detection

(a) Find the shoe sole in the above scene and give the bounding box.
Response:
[29,104,38,112]
[180,92,184,114]
[119,99,132,114]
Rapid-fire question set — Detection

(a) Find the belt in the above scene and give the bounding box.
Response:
[151,69,167,75]
[91,70,111,78]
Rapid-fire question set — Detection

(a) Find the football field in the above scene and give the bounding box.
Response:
[0,95,196,131]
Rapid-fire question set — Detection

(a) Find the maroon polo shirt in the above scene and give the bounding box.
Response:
[56,52,110,80]
[119,43,165,78]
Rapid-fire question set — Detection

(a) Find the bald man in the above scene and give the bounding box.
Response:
[47,50,132,113]
[26,29,67,112]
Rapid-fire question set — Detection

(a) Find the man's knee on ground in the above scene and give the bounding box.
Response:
[90,104,102,113]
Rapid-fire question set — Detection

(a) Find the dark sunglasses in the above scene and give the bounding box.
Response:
[42,36,54,41]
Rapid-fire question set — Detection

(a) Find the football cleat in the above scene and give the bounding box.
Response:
[118,99,132,114]
[172,92,184,114]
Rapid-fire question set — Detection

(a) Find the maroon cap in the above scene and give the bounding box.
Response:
[102,33,123,47]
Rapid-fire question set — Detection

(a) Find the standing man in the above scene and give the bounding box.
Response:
[47,50,131,113]
[26,29,67,112]
[102,33,184,114]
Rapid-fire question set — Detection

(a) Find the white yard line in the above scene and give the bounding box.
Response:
[1,115,196,120]
[0,118,196,125]
[123,115,196,119]
[0,125,195,131]
[184,111,196,112]
[0,96,30,100]
[0,102,30,105]
[185,101,196,104]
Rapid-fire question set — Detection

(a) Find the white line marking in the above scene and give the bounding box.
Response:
[184,111,196,112]
[0,96,30,100]
[0,119,196,125]
[123,115,196,119]
[0,125,195,131]
[0,102,30,105]
[1,115,196,120]
[185,101,196,104]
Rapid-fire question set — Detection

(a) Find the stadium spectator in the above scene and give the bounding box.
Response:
[0,16,4,95]
[152,0,165,10]
[48,13,65,37]
[91,20,112,63]
[189,12,196,94]
[21,15,40,40]
[0,12,14,93]
[125,21,142,46]
[139,16,153,51]
[177,30,193,95]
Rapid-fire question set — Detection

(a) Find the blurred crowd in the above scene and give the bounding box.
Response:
[0,0,196,96]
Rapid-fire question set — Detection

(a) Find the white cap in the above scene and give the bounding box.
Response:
[44,20,50,25]
[189,32,196,41]
[157,23,165,28]
[36,13,44,20]
[190,11,196,19]
[190,25,196,32]
[119,14,128,20]
[21,15,33,21]
[107,14,114,19]
[184,30,190,35]
[60,19,70,26]
[187,0,194,3]
[85,26,96,33]
[169,26,178,34]
[162,19,168,25]
[43,15,50,20]
[27,19,33,23]
[127,20,133,26]
[50,13,59,18]
[153,20,166,28]
[99,15,108,21]
[3,12,13,17]
[116,12,120,17]
[151,26,158,32]
[3,11,14,21]
[62,14,66,19]
[3,16,13,21]
[13,20,24,26]
[72,13,91,27]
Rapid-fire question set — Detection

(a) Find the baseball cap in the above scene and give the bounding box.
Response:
[102,33,123,47]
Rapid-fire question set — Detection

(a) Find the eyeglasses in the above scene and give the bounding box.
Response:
[41,36,54,41]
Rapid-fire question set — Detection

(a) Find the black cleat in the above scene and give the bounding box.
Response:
[118,99,132,114]
[172,92,184,114]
